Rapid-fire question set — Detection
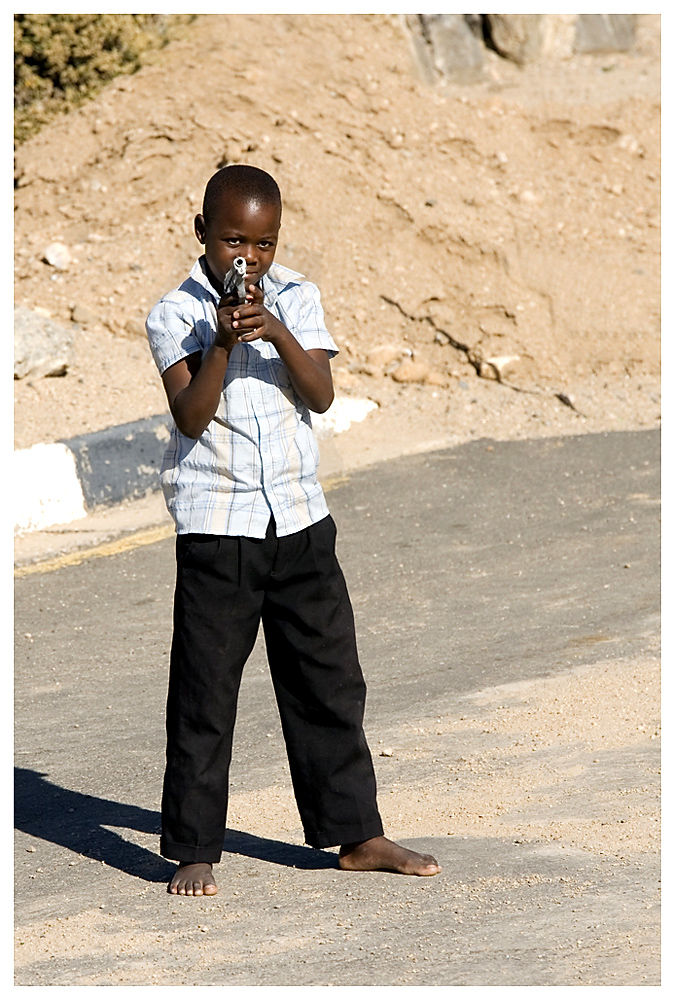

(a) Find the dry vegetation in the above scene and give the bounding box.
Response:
[14,14,195,145]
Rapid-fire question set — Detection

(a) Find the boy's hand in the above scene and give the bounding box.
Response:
[214,293,245,353]
[231,285,286,345]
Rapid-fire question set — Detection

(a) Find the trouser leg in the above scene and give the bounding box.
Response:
[262,515,384,848]
[160,532,266,864]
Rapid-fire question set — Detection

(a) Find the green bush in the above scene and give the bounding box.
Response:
[14,13,195,144]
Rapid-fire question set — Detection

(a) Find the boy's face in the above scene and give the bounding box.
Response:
[194,196,281,289]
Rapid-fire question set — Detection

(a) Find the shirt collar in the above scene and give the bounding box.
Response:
[262,261,306,308]
[193,256,305,308]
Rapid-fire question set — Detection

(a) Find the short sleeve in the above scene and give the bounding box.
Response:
[290,282,339,358]
[146,297,203,375]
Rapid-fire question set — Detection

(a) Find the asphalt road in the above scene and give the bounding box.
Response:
[14,429,660,987]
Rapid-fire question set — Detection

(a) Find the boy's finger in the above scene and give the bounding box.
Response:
[233,318,264,333]
[234,308,262,320]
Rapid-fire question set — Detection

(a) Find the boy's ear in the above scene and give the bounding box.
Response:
[194,214,206,244]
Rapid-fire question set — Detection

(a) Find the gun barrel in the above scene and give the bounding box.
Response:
[223,256,248,303]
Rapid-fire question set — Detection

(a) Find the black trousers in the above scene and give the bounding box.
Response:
[160,514,384,863]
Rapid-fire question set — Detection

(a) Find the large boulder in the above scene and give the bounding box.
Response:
[486,13,637,62]
[406,14,485,82]
[574,14,636,53]
[484,14,546,64]
[14,305,74,380]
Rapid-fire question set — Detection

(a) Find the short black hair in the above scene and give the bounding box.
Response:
[202,165,282,224]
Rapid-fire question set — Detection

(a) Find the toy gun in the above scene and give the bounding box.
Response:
[222,256,247,304]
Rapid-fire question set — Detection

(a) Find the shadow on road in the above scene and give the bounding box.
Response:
[223,828,340,870]
[14,768,339,883]
[14,767,171,883]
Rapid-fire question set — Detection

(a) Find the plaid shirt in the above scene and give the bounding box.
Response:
[146,257,338,537]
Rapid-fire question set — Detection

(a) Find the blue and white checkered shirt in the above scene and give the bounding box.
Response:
[146,257,338,538]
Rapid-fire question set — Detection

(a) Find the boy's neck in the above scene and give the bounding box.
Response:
[202,256,223,295]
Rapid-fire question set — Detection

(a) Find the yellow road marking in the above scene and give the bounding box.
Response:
[14,524,175,578]
[321,474,350,491]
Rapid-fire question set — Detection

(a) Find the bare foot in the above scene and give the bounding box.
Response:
[168,862,218,896]
[339,836,441,876]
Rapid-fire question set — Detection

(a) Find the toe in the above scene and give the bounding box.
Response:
[168,863,218,896]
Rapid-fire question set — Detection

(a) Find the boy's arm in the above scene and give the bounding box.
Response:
[281,344,333,414]
[232,285,334,413]
[161,348,227,440]
[160,295,242,439]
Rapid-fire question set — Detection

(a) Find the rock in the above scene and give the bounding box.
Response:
[14,305,74,379]
[366,344,404,367]
[618,134,642,155]
[480,355,521,381]
[391,359,431,384]
[484,13,633,63]
[484,14,546,64]
[574,14,636,53]
[540,14,578,59]
[42,241,71,271]
[406,14,484,83]
[464,14,484,40]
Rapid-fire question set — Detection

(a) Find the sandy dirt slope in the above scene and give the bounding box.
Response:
[14,13,660,456]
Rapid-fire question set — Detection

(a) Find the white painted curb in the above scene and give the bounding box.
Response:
[14,442,86,535]
[313,396,378,438]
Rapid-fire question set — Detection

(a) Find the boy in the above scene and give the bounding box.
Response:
[146,165,440,895]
